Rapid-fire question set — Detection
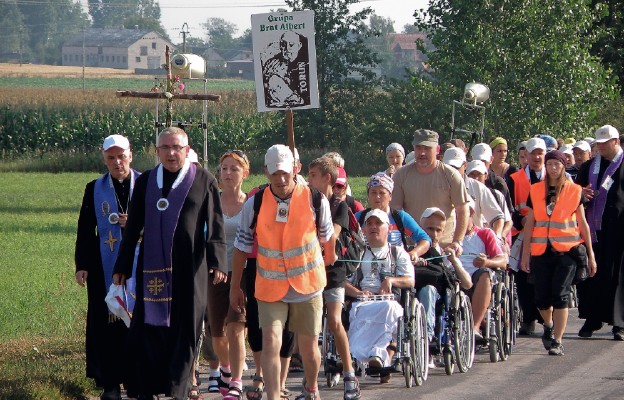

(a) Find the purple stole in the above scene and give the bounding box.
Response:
[587,148,624,243]
[94,170,140,313]
[143,161,196,327]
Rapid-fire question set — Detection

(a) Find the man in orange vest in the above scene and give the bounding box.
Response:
[508,137,547,335]
[230,145,337,400]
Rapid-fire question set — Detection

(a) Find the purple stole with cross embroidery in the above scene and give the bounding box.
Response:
[143,161,196,327]
[94,170,140,312]
[587,148,623,243]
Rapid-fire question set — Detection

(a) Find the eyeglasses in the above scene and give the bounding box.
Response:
[333,183,346,189]
[228,149,248,160]
[157,145,187,152]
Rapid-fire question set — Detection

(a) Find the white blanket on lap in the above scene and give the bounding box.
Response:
[348,300,403,366]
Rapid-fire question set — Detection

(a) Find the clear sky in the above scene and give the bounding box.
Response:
[154,0,430,44]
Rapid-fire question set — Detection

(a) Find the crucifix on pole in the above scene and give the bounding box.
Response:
[115,46,220,168]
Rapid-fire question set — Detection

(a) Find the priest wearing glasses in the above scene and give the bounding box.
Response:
[113,127,227,399]
[75,134,140,400]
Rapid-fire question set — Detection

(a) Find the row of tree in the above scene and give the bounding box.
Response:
[0,0,166,64]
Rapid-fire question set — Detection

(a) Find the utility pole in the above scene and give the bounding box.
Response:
[82,25,86,92]
[180,23,190,53]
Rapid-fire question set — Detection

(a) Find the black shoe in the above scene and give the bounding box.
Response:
[613,326,624,341]
[100,385,121,400]
[578,320,603,338]
[519,321,536,335]
[542,324,554,350]
[548,340,564,356]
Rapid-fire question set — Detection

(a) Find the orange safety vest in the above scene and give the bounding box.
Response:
[510,170,532,236]
[529,181,583,256]
[255,184,326,302]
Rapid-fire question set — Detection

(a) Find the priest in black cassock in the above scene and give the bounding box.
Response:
[113,127,227,399]
[75,134,140,400]
[575,124,624,341]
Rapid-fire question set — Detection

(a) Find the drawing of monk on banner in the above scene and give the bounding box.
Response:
[252,11,319,112]
[261,31,310,107]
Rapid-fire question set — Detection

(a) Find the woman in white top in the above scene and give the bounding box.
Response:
[206,150,250,400]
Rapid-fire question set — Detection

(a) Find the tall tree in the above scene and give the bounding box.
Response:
[88,0,162,30]
[590,0,624,94]
[203,18,238,52]
[414,0,617,139]
[0,1,26,57]
[282,0,381,148]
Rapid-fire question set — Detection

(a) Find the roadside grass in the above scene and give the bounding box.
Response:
[0,171,369,399]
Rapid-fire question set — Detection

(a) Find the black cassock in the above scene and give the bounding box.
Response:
[114,166,226,399]
[576,157,624,327]
[75,177,131,389]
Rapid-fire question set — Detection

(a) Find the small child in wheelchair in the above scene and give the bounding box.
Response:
[417,207,473,366]
[344,209,414,383]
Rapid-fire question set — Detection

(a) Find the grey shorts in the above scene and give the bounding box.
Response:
[323,287,346,304]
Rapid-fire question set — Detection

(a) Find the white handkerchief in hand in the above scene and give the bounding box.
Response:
[105,283,131,327]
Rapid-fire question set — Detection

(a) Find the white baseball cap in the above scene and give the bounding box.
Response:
[265,144,294,175]
[420,207,446,222]
[187,148,199,164]
[293,147,300,161]
[560,144,573,156]
[583,137,595,145]
[466,160,488,175]
[470,143,492,162]
[573,140,591,152]
[405,151,415,164]
[443,147,467,168]
[103,134,130,151]
[525,137,546,153]
[364,208,390,225]
[594,124,619,143]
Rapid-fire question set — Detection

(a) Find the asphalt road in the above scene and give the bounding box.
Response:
[192,310,624,400]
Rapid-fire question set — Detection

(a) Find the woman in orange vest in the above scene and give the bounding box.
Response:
[520,150,597,356]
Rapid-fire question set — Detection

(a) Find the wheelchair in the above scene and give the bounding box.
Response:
[478,269,514,362]
[431,280,475,375]
[321,289,429,388]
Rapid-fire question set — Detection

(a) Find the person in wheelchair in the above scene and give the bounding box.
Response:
[417,208,473,366]
[344,209,414,383]
[458,201,508,341]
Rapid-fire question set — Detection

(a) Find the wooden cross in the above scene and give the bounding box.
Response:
[115,46,220,129]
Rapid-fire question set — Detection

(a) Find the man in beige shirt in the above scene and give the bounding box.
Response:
[391,129,470,254]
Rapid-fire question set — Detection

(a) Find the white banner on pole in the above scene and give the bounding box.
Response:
[251,11,320,112]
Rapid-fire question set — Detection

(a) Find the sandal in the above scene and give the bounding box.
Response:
[223,386,243,400]
[208,373,228,393]
[281,387,292,399]
[246,374,264,400]
[188,384,203,400]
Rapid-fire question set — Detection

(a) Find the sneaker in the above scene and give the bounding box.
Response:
[578,320,603,338]
[542,324,554,350]
[295,388,320,400]
[427,355,437,369]
[207,374,228,393]
[343,376,361,400]
[379,373,391,384]
[548,340,564,356]
[613,326,624,341]
[519,321,536,335]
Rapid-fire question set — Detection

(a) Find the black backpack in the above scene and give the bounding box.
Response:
[358,208,415,251]
[331,196,366,276]
[249,185,322,233]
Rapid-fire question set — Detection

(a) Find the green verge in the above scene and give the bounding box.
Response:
[0,77,255,91]
[0,171,370,399]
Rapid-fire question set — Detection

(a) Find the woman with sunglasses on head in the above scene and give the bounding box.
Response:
[205,150,250,400]
[520,150,596,356]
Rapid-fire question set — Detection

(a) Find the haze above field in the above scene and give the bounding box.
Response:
[145,0,428,42]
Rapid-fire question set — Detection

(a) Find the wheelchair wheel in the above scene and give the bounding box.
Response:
[489,338,498,362]
[508,273,519,347]
[499,284,512,361]
[443,349,454,375]
[403,291,417,388]
[414,300,429,386]
[454,292,473,373]
[494,283,509,362]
